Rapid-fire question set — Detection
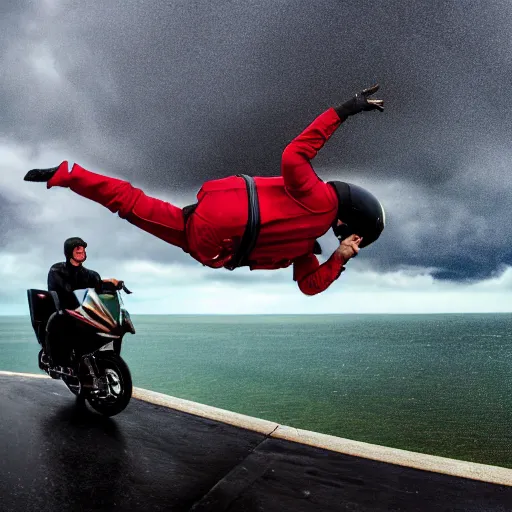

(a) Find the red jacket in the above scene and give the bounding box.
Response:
[186,107,346,295]
[47,108,347,296]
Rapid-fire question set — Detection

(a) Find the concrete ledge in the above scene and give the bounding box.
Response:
[273,425,512,487]
[3,371,511,487]
[0,370,52,379]
[133,387,279,435]
[133,386,512,487]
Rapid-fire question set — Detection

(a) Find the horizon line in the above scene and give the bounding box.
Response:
[2,311,512,317]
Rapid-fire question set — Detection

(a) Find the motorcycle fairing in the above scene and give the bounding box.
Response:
[71,288,119,333]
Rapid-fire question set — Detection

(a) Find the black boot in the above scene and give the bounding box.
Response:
[23,166,59,182]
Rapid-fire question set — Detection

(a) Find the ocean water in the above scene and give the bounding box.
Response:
[1,313,511,469]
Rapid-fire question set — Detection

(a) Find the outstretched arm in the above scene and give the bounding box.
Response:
[281,108,343,196]
[281,84,384,198]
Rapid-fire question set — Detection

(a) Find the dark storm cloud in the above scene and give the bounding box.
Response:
[359,176,512,282]
[2,0,512,282]
[0,193,30,239]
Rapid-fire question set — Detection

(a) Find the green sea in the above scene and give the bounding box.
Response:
[1,314,511,469]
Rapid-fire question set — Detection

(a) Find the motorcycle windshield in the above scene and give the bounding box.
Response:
[76,289,120,332]
[99,293,121,322]
[73,289,88,305]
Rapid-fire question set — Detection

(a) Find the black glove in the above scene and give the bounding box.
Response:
[334,84,384,119]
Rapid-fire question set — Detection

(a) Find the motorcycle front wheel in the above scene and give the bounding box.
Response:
[87,353,133,417]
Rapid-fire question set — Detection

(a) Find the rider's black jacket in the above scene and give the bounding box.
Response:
[47,262,102,310]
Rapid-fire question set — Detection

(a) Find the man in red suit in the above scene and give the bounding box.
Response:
[25,85,386,296]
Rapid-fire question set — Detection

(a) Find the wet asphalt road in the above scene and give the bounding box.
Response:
[0,374,511,511]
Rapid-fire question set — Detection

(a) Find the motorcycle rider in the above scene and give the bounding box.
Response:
[25,85,386,296]
[45,237,119,366]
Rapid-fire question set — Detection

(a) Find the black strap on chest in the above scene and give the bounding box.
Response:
[224,174,261,270]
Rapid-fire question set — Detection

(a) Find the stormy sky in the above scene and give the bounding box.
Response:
[1,0,512,314]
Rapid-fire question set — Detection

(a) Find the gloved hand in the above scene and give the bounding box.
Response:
[334,84,384,119]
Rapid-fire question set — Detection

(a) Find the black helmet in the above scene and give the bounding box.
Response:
[64,237,87,261]
[327,181,385,248]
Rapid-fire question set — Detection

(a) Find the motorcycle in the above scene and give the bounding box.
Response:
[27,280,136,417]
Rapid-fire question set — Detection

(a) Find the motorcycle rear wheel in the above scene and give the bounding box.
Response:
[87,353,133,417]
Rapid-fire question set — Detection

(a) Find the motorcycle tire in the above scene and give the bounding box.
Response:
[87,353,133,417]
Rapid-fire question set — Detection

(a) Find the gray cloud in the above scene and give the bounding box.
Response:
[1,0,512,286]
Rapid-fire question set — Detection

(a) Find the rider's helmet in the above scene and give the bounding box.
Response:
[64,237,87,261]
[327,181,385,248]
